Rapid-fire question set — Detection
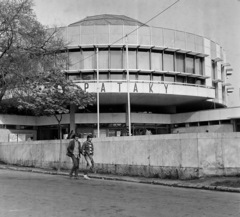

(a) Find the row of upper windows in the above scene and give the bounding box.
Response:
[68,49,204,75]
[68,72,206,86]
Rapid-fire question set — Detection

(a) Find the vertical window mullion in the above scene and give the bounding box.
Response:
[162,49,164,71]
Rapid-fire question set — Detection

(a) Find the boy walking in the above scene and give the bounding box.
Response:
[82,134,94,180]
[66,134,81,179]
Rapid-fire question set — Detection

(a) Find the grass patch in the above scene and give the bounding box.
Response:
[212,180,240,188]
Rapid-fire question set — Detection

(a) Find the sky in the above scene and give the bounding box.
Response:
[33,0,240,107]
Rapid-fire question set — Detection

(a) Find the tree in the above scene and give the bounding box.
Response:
[18,69,96,171]
[0,0,66,105]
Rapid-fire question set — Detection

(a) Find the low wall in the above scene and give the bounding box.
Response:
[0,133,240,179]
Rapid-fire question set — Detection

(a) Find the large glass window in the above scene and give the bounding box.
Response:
[152,74,163,82]
[151,51,162,71]
[163,52,174,71]
[99,73,108,80]
[176,53,185,72]
[176,76,185,83]
[129,73,136,80]
[80,50,95,69]
[138,74,150,81]
[212,61,216,79]
[99,51,108,69]
[195,57,203,75]
[82,73,94,80]
[128,50,137,69]
[196,79,205,86]
[69,51,81,70]
[164,75,174,82]
[68,73,80,81]
[138,50,150,70]
[186,55,194,74]
[187,77,195,84]
[110,73,124,80]
[110,49,122,69]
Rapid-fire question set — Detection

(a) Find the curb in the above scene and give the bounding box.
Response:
[0,165,240,193]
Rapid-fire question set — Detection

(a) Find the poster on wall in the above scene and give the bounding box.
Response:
[18,134,26,142]
[9,134,18,142]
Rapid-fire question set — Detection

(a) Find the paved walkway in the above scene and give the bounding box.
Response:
[0,163,239,193]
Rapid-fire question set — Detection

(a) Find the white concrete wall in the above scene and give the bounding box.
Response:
[1,133,240,178]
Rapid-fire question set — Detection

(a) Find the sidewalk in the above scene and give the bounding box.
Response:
[0,163,239,193]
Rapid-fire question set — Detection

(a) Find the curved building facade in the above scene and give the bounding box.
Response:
[0,14,237,140]
[58,14,233,137]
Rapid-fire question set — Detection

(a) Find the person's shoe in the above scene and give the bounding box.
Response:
[83,175,90,180]
[74,176,79,180]
[69,175,73,179]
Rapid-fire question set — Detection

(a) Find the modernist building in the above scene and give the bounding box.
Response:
[0,14,239,141]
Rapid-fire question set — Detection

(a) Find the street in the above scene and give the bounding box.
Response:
[0,170,239,217]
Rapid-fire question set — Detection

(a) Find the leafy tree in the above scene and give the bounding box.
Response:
[18,69,96,171]
[0,0,66,105]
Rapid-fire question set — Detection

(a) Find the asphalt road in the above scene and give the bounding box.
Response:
[0,170,239,217]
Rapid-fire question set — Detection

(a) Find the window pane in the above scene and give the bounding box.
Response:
[129,74,136,80]
[195,57,203,75]
[128,50,136,69]
[69,52,81,70]
[82,73,94,80]
[196,79,204,85]
[212,61,216,79]
[110,50,122,69]
[111,73,124,80]
[151,52,162,71]
[99,73,108,80]
[69,74,80,80]
[152,74,163,81]
[163,52,174,71]
[138,50,149,70]
[164,75,174,82]
[186,55,194,74]
[80,51,95,69]
[138,74,150,81]
[99,51,108,69]
[176,76,185,83]
[187,77,195,84]
[176,53,184,72]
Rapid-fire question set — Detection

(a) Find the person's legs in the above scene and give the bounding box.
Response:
[74,158,80,178]
[69,156,78,178]
[89,155,95,172]
[84,155,92,178]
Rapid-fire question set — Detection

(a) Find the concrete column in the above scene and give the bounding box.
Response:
[70,104,76,133]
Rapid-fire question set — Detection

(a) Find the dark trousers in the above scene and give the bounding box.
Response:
[84,154,94,175]
[70,156,79,177]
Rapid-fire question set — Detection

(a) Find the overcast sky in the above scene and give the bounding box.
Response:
[33,0,240,107]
